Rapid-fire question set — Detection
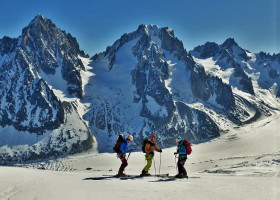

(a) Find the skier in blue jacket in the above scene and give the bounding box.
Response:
[117,135,133,177]
[175,136,188,178]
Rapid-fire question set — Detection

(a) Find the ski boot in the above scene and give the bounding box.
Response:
[175,173,188,179]
[175,174,184,178]
[182,174,188,179]
[116,171,127,177]
[140,170,151,176]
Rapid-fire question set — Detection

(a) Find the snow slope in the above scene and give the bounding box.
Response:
[0,112,279,200]
[80,38,146,150]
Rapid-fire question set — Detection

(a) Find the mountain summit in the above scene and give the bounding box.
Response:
[0,15,95,163]
[20,14,87,98]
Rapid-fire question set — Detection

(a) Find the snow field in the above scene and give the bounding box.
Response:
[1,113,279,200]
[0,167,278,200]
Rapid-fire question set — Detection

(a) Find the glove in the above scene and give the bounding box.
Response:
[159,149,162,153]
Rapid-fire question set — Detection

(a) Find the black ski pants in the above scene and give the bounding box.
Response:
[177,155,187,175]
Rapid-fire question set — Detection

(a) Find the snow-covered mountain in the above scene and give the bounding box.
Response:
[191,38,280,96]
[191,38,280,116]
[83,25,279,151]
[0,14,95,164]
[0,15,279,163]
[84,25,242,151]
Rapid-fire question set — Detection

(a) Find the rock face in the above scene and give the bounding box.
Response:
[1,15,279,162]
[0,14,95,163]
[192,38,255,95]
[19,14,86,98]
[190,64,235,110]
[86,26,279,151]
[193,42,219,58]
[86,25,242,150]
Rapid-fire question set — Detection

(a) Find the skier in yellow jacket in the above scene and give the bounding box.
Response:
[140,134,162,176]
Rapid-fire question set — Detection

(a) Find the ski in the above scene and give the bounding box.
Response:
[102,174,201,178]
[102,174,169,178]
[167,176,188,179]
[138,173,169,178]
[164,175,200,179]
[101,174,199,180]
[102,175,143,178]
[149,173,169,177]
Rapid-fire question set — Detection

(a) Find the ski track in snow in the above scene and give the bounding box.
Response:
[202,152,280,176]
[0,186,20,200]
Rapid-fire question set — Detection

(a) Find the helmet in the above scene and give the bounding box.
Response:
[127,135,133,142]
[151,134,157,139]
[176,136,182,143]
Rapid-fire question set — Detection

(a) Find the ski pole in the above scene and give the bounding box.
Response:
[153,157,156,175]
[159,152,162,175]
[174,153,178,174]
[127,149,133,161]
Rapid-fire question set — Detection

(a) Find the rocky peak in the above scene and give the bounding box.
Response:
[28,13,46,26]
[221,38,238,49]
[22,14,55,37]
[0,36,18,56]
[135,24,163,37]
[21,14,85,57]
[221,38,250,61]
[0,14,95,163]
[100,24,183,63]
[137,25,192,66]
[192,42,219,58]
[191,38,246,60]
[258,51,280,62]
[14,14,85,98]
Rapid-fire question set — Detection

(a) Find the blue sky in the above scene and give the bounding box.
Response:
[0,0,278,55]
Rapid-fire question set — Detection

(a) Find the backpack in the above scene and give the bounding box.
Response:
[113,134,124,153]
[183,139,192,155]
[142,138,155,153]
[142,138,149,153]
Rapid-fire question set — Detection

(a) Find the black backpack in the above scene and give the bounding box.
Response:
[142,138,149,153]
[113,134,124,153]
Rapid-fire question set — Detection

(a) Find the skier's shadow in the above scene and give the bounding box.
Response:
[83,176,142,181]
[149,176,200,182]
[148,178,177,182]
[83,177,113,181]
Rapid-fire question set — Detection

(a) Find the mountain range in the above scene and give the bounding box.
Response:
[0,14,279,163]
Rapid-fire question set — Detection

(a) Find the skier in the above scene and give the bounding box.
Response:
[117,135,133,177]
[174,136,190,178]
[140,134,162,176]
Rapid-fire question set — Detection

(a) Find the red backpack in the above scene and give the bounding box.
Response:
[183,139,192,155]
